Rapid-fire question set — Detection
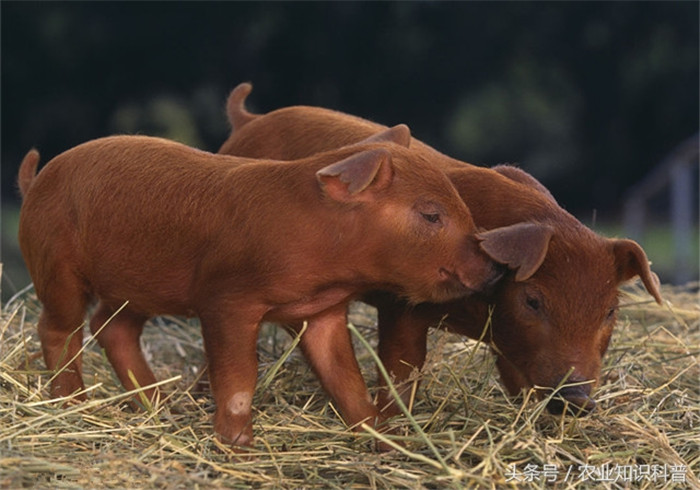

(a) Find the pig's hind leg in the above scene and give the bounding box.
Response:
[89,301,157,407]
[35,266,89,401]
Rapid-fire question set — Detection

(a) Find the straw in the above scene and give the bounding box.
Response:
[1,281,697,488]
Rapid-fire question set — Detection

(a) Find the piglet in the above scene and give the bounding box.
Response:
[18,128,501,449]
[218,82,662,418]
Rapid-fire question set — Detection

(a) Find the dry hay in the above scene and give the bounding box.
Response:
[1,280,698,489]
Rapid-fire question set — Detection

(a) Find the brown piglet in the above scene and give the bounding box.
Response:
[218,82,662,418]
[17,129,503,450]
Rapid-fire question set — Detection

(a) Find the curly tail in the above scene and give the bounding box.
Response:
[226,82,258,131]
[17,149,40,199]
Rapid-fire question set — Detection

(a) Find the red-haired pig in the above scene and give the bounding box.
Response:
[218,82,663,418]
[17,129,506,449]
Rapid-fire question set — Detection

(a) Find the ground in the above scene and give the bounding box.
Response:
[1,281,697,489]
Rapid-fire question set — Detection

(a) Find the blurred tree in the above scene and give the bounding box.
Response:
[2,1,698,297]
[1,1,697,214]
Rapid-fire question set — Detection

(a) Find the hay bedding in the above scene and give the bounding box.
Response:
[0,281,697,489]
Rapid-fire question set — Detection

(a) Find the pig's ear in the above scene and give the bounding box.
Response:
[612,239,663,304]
[316,148,394,201]
[357,124,411,148]
[492,165,557,203]
[477,223,555,281]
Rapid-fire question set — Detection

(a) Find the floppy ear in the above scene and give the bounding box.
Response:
[316,149,394,201]
[477,223,555,281]
[492,164,557,203]
[356,124,411,148]
[612,239,663,304]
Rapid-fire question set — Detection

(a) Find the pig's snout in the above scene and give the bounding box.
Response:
[479,263,508,294]
[452,236,508,295]
[439,268,474,295]
[547,385,596,416]
[449,261,507,297]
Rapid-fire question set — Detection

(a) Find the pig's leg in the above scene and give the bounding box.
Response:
[36,268,89,400]
[200,307,262,449]
[376,306,430,419]
[89,302,156,406]
[295,303,383,433]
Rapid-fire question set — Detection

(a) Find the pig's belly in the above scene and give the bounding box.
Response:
[263,286,359,322]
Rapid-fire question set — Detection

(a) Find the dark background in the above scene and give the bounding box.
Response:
[2,1,698,298]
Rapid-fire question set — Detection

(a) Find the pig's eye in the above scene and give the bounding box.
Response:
[421,212,442,224]
[525,296,541,312]
[606,307,616,320]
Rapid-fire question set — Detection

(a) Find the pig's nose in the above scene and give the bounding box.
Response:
[454,261,506,296]
[547,386,596,416]
[481,263,508,293]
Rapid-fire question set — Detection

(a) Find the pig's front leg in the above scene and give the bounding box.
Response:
[199,306,263,449]
[376,304,431,419]
[294,303,384,439]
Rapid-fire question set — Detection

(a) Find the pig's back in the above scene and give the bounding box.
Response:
[19,136,258,314]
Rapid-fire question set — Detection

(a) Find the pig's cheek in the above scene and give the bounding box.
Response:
[597,325,614,357]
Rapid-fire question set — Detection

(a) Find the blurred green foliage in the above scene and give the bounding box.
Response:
[2,2,697,212]
[594,222,700,282]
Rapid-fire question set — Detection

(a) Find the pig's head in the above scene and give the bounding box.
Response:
[470,222,662,415]
[315,126,503,305]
